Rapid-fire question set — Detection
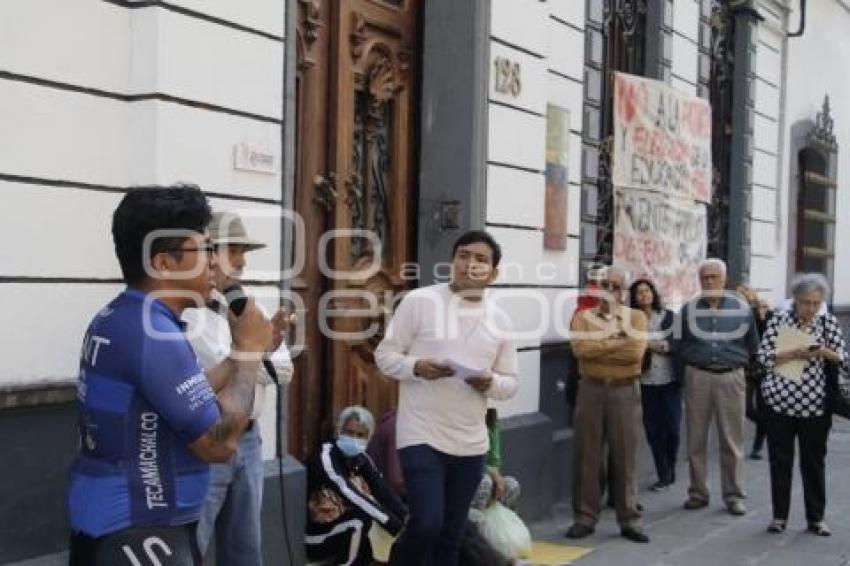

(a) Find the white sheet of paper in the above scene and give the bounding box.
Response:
[445,360,484,382]
[774,325,817,382]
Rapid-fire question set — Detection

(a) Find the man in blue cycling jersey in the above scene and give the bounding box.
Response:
[67,185,273,565]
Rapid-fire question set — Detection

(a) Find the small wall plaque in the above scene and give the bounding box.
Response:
[233,143,278,175]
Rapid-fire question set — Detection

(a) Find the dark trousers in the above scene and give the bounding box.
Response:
[458,520,512,566]
[752,422,767,454]
[573,379,642,529]
[641,382,682,485]
[69,523,201,566]
[305,512,374,566]
[745,378,767,454]
[764,410,831,522]
[391,444,485,566]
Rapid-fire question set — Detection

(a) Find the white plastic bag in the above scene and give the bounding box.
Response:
[478,502,532,560]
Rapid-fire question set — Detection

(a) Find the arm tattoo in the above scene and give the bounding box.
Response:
[207,365,256,444]
[209,417,236,443]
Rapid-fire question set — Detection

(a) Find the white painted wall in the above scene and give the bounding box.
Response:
[486,0,586,417]
[0,0,286,459]
[670,0,700,96]
[748,3,787,301]
[778,0,850,306]
[671,0,700,96]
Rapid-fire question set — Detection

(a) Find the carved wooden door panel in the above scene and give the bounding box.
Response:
[326,0,419,430]
[292,0,333,459]
[293,0,419,458]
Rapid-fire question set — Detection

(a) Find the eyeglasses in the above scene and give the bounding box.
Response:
[600,281,623,291]
[165,243,215,255]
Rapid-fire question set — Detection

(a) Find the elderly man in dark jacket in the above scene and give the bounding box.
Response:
[674,259,759,516]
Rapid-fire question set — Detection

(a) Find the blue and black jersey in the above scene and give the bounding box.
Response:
[68,289,220,537]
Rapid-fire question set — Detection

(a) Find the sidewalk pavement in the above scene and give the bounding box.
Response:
[529,419,850,566]
[13,423,850,566]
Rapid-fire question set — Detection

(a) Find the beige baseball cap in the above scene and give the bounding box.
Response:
[208,211,266,251]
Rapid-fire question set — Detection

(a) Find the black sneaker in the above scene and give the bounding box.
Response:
[684,498,709,510]
[565,523,595,539]
[621,527,650,543]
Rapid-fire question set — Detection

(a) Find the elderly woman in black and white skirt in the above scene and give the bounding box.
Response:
[756,273,847,536]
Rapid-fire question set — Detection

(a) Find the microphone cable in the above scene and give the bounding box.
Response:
[270,367,295,565]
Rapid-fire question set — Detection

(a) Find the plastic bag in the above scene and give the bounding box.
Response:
[368,523,396,563]
[478,502,532,560]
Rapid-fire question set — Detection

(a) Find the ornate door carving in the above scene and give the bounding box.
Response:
[293,0,419,458]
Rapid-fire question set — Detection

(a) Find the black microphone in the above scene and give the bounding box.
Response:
[223,285,280,385]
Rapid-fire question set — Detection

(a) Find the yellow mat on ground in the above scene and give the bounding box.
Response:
[525,540,593,565]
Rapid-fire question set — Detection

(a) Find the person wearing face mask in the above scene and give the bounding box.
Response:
[304,406,408,565]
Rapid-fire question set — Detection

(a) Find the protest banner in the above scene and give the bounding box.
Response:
[613,72,712,203]
[613,187,707,304]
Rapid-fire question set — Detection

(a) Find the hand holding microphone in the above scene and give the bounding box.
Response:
[224,285,286,385]
[224,285,273,357]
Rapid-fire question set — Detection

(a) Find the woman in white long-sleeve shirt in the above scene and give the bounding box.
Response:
[375,230,519,566]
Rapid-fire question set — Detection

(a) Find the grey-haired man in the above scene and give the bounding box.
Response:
[675,259,759,516]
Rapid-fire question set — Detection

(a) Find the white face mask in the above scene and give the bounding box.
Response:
[336,434,368,457]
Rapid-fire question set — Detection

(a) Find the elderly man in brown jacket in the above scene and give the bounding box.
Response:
[565,266,649,543]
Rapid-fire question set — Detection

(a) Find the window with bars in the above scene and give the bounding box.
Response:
[794,96,838,286]
[707,0,735,264]
[579,0,758,284]
[705,0,759,282]
[579,0,650,281]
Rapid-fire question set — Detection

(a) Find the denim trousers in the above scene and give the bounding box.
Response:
[390,444,484,566]
[197,424,264,566]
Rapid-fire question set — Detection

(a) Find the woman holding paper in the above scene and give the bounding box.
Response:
[756,273,847,536]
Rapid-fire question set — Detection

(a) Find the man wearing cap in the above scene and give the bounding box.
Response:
[182,211,294,565]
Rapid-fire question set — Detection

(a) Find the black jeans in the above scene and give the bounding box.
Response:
[764,410,831,522]
[746,378,766,453]
[641,382,682,484]
[69,523,201,566]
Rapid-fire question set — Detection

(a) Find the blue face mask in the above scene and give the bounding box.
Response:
[336,434,368,457]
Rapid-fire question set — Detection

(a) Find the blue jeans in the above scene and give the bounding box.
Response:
[197,424,264,565]
[391,444,485,566]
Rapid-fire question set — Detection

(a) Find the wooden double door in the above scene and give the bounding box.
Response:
[290,0,420,458]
